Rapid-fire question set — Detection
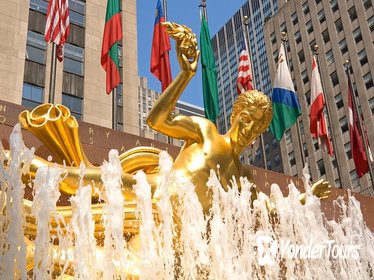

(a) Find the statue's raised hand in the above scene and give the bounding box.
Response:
[161,22,199,73]
[311,179,331,200]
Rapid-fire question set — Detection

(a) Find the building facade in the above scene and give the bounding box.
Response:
[211,0,285,173]
[1,0,139,135]
[264,0,374,194]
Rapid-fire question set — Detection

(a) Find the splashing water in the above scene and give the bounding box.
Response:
[70,163,97,279]
[0,126,373,279]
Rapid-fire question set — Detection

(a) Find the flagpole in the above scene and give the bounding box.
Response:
[163,0,167,20]
[280,32,306,168]
[112,87,117,130]
[162,0,172,143]
[243,16,268,170]
[199,0,208,20]
[344,60,374,188]
[48,43,57,104]
[313,45,344,187]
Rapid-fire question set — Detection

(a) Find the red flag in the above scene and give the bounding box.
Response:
[348,80,372,177]
[310,57,333,155]
[236,41,253,94]
[150,0,172,91]
[45,0,70,62]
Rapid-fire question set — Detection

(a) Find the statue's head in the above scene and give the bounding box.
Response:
[229,90,272,149]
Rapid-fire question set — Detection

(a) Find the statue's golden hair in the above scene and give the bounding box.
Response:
[230,90,272,132]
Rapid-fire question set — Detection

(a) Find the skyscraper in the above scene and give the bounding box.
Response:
[264,0,374,194]
[211,0,283,172]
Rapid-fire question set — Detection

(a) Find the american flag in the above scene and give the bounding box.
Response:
[236,41,253,94]
[45,0,70,62]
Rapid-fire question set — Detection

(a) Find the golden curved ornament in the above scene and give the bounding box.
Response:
[19,104,92,167]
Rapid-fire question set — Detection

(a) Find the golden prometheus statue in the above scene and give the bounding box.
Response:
[8,21,330,276]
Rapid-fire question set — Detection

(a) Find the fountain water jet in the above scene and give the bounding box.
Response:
[1,121,374,279]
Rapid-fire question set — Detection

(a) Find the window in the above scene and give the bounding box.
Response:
[62,93,83,120]
[364,0,372,10]
[369,15,374,32]
[288,151,296,166]
[22,83,44,109]
[350,170,359,188]
[295,31,301,44]
[330,71,339,87]
[363,73,374,89]
[318,10,326,24]
[353,28,362,43]
[306,20,313,34]
[26,31,47,64]
[267,160,272,170]
[369,97,374,114]
[326,49,334,65]
[330,0,339,12]
[291,12,298,25]
[358,50,368,66]
[69,0,86,27]
[335,93,344,110]
[335,18,343,33]
[298,50,305,64]
[339,39,348,54]
[285,129,292,145]
[335,179,341,188]
[312,138,319,151]
[280,22,286,32]
[255,148,262,161]
[270,32,276,45]
[305,90,311,105]
[302,2,309,14]
[272,137,278,148]
[303,143,308,157]
[317,159,326,176]
[322,29,330,44]
[63,43,84,76]
[273,49,279,61]
[265,143,270,154]
[301,70,309,84]
[274,154,281,166]
[30,0,48,14]
[299,120,305,135]
[348,6,357,22]
[344,142,352,160]
[340,116,349,133]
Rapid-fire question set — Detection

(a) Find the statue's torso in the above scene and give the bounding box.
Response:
[171,122,242,211]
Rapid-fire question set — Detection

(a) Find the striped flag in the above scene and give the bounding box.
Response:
[101,0,122,94]
[237,41,253,94]
[45,0,70,62]
[348,80,373,177]
[310,57,333,155]
[269,43,301,141]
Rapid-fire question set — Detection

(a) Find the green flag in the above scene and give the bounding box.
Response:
[200,16,219,122]
[101,0,122,94]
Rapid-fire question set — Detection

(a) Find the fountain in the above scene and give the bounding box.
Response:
[0,22,373,279]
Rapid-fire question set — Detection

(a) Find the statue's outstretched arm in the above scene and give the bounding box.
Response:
[146,22,201,141]
[23,155,138,199]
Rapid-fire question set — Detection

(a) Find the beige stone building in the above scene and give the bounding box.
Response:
[264,0,374,194]
[0,0,139,135]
